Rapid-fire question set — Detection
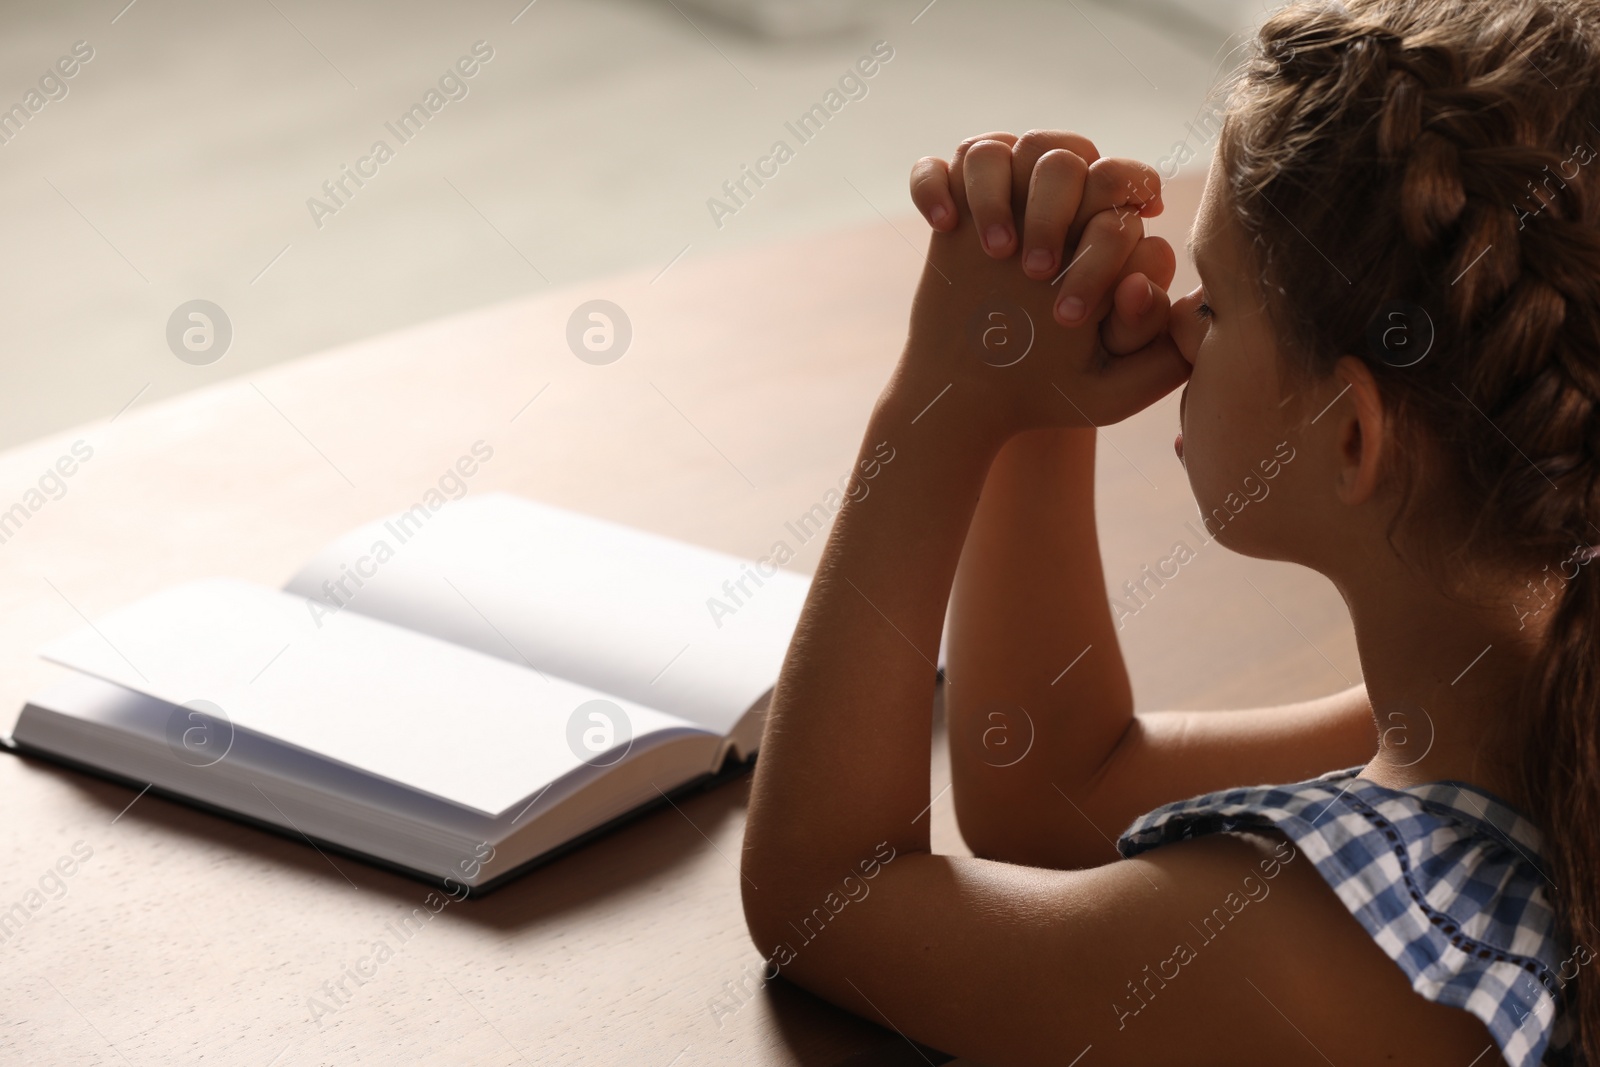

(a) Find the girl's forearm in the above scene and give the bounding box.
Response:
[742,381,1006,903]
[945,426,1136,866]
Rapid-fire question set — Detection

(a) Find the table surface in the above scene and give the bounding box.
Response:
[0,173,1363,1066]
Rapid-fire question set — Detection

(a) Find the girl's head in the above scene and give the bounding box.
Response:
[1175,0,1600,571]
[1172,0,1600,1055]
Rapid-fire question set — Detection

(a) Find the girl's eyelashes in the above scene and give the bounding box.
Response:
[1195,301,1214,320]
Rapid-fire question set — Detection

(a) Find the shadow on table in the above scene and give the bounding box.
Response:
[762,975,958,1066]
[20,750,749,930]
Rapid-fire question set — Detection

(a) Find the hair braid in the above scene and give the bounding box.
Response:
[1222,0,1600,1059]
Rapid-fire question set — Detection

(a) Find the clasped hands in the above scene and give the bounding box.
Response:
[891,130,1191,440]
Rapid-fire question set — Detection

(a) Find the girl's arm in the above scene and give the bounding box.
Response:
[944,426,1138,862]
[927,133,1378,869]
[739,187,1488,1065]
[742,134,1178,902]
[946,427,1379,869]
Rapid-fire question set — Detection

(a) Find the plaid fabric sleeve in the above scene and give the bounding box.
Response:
[1115,767,1579,1067]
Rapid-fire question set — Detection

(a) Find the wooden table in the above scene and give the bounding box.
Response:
[0,173,1362,1065]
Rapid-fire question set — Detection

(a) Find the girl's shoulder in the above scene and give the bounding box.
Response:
[1117,767,1583,1067]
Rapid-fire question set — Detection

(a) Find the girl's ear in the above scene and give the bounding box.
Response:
[1329,356,1388,506]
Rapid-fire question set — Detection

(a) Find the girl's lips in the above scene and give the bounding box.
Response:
[1175,431,1184,460]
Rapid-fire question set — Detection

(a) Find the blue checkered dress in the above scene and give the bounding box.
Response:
[1116,766,1578,1066]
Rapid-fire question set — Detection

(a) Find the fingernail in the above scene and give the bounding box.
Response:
[984,224,1010,253]
[930,204,949,225]
[1059,296,1086,323]
[1024,249,1053,274]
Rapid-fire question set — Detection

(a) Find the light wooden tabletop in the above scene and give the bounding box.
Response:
[0,172,1362,1066]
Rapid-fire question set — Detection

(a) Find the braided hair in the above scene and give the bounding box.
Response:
[1220,0,1600,1057]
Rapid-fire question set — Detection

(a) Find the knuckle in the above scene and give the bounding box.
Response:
[1080,210,1143,249]
[1026,203,1071,233]
[1084,156,1122,186]
[1104,158,1161,200]
[909,163,948,195]
[1035,148,1087,177]
[1083,209,1122,235]
[1014,128,1054,155]
[956,131,1014,154]
[1022,214,1056,241]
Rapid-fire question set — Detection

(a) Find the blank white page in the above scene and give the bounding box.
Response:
[38,579,697,817]
[284,494,813,737]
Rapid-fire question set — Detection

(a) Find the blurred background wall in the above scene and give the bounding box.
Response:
[0,0,1268,452]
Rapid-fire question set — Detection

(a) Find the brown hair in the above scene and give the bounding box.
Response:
[1219,0,1600,1057]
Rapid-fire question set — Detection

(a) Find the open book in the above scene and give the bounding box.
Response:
[5,494,822,895]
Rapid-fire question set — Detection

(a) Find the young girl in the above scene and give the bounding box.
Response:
[739,0,1598,1064]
